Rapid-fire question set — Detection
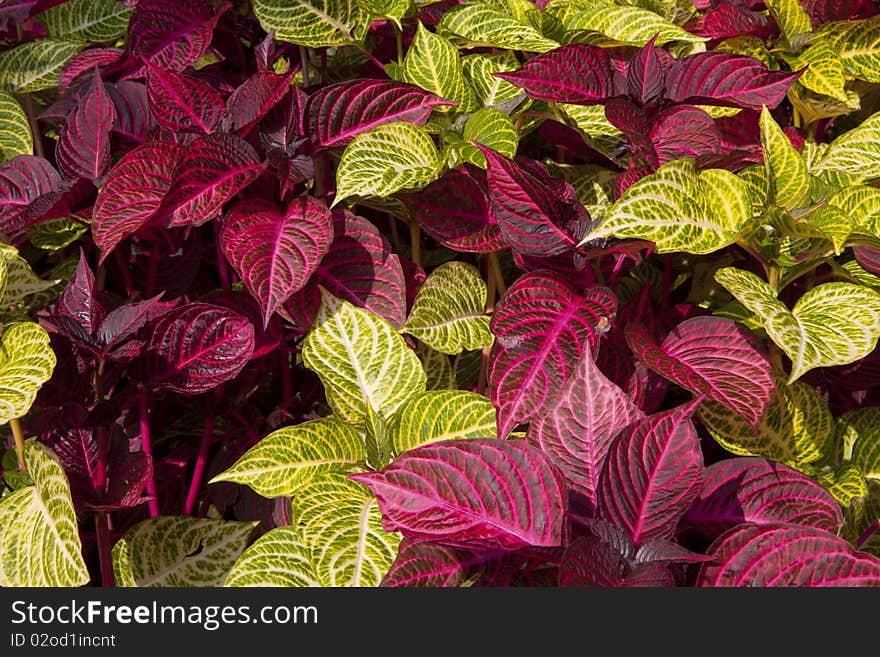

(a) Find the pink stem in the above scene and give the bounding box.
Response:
[113,249,135,298]
[184,414,215,516]
[95,512,115,587]
[857,521,879,549]
[139,389,160,516]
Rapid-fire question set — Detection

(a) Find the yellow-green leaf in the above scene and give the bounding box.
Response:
[358,0,413,29]
[0,441,89,586]
[557,103,623,156]
[253,0,366,47]
[390,390,497,453]
[403,22,478,112]
[829,16,880,83]
[460,107,518,168]
[797,39,849,103]
[760,106,811,211]
[416,343,455,390]
[764,0,812,44]
[302,288,427,424]
[0,92,32,163]
[225,527,320,587]
[438,1,560,52]
[1,252,60,308]
[839,407,880,480]
[800,462,867,507]
[111,517,257,587]
[0,322,56,424]
[715,267,880,383]
[802,204,852,255]
[565,6,706,46]
[0,40,84,93]
[828,185,880,236]
[333,121,442,205]
[462,52,525,107]
[27,218,89,252]
[37,0,133,43]
[813,110,880,178]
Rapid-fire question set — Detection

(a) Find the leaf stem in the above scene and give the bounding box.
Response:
[214,220,230,290]
[857,521,879,549]
[11,417,26,472]
[488,251,507,298]
[95,512,115,587]
[183,413,214,516]
[409,220,421,267]
[139,389,160,516]
[396,24,404,66]
[354,43,385,71]
[19,92,43,158]
[299,46,311,87]
[113,249,135,298]
[767,263,784,372]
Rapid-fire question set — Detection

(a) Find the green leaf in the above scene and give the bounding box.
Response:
[253,0,366,47]
[28,218,89,252]
[302,288,427,424]
[565,6,706,46]
[462,52,525,107]
[0,322,56,424]
[210,417,366,498]
[759,106,810,211]
[715,267,880,383]
[557,104,624,157]
[403,22,478,112]
[698,376,834,467]
[364,400,392,469]
[590,160,753,254]
[813,110,880,178]
[111,517,257,587]
[0,441,89,586]
[416,344,455,390]
[1,253,60,308]
[839,407,880,480]
[842,259,880,291]
[800,462,867,507]
[401,261,492,354]
[0,92,32,163]
[737,164,768,207]
[828,16,880,83]
[358,0,413,29]
[438,1,560,52]
[802,205,852,255]
[828,185,880,236]
[333,121,442,205]
[764,0,812,44]
[389,390,497,453]
[457,107,518,168]
[37,0,133,43]
[296,474,400,586]
[796,39,849,103]
[225,526,319,587]
[0,40,84,93]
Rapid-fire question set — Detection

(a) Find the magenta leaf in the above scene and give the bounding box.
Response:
[626,37,668,106]
[666,51,803,110]
[687,4,773,39]
[55,68,116,183]
[145,61,226,135]
[50,252,104,346]
[802,0,877,25]
[58,47,124,93]
[597,399,705,546]
[146,302,255,395]
[559,535,675,587]
[626,316,774,428]
[202,290,283,359]
[401,165,506,253]
[698,523,880,586]
[97,295,169,361]
[528,347,644,508]
[855,245,880,276]
[0,155,61,243]
[494,44,614,105]
[489,271,617,438]
[381,540,468,587]
[221,196,333,326]
[650,105,722,164]
[480,147,592,257]
[92,141,185,260]
[128,0,227,71]
[684,458,844,539]
[106,81,155,146]
[305,79,454,149]
[351,438,568,549]
[160,133,264,228]
[223,70,296,136]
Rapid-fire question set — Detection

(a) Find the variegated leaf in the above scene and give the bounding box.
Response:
[797,39,849,103]
[461,52,524,107]
[814,111,880,177]
[253,0,365,47]
[0,40,84,93]
[416,344,455,391]
[0,93,32,163]
[0,322,56,424]
[457,107,518,168]
[0,253,59,307]
[225,527,319,587]
[438,2,559,52]
[565,6,706,46]
[828,16,880,84]
[403,22,478,112]
[764,0,811,43]
[838,407,880,480]
[37,0,133,43]
[389,390,497,453]
[760,106,810,210]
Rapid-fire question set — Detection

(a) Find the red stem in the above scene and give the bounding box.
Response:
[857,521,879,549]
[184,414,215,516]
[139,389,160,517]
[214,220,230,290]
[95,512,115,587]
[113,249,135,298]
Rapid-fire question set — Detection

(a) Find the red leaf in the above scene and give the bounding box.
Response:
[0,155,61,243]
[128,0,228,71]
[55,68,116,183]
[381,540,468,587]
[58,47,124,93]
[146,61,227,135]
[224,70,296,136]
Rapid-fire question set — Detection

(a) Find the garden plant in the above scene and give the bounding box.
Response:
[1,0,880,588]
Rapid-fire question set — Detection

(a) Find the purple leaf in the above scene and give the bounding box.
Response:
[106,81,155,146]
[559,536,675,587]
[221,196,333,327]
[698,523,880,586]
[528,347,644,508]
[687,4,774,39]
[160,133,264,228]
[145,61,227,135]
[351,438,568,549]
[626,37,668,106]
[401,165,506,253]
[802,0,877,25]
[0,155,61,244]
[480,147,592,257]
[855,245,880,276]
[223,70,296,136]
[489,271,617,438]
[58,47,124,93]
[597,400,704,546]
[50,252,104,346]
[146,302,255,395]
[650,105,722,164]
[626,316,775,428]
[684,457,844,539]
[202,290,283,359]
[494,44,614,105]
[304,79,454,149]
[55,68,116,183]
[261,85,308,156]
[381,540,468,587]
[92,141,185,260]
[97,295,168,361]
[604,99,658,170]
[666,51,802,110]
[128,0,227,71]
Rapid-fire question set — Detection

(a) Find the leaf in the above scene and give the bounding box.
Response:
[489,271,617,438]
[91,141,185,260]
[0,39,84,93]
[351,438,568,549]
[458,108,518,168]
[838,407,880,479]
[111,517,257,587]
[765,0,812,43]
[128,0,225,71]
[58,47,124,93]
[37,0,133,43]
[566,6,706,46]
[493,44,613,105]
[50,252,102,346]
[684,457,844,539]
[221,196,333,327]
[0,156,62,242]
[305,79,453,150]
[697,523,880,586]
[381,540,467,587]
[528,346,644,506]
[759,106,810,211]
[462,52,524,107]
[146,303,255,395]
[597,400,704,546]
[715,267,880,383]
[828,16,880,83]
[698,376,834,467]
[333,122,441,206]
[210,417,366,497]
[0,93,32,163]
[145,62,226,135]
[0,253,59,307]
[0,322,56,424]
[389,390,497,454]
[797,39,849,103]
[401,261,492,355]
[55,68,116,183]
[560,535,675,588]
[223,70,295,135]
[626,316,775,428]
[590,160,753,255]
[161,133,264,228]
[302,288,426,424]
[813,111,880,177]
[225,526,319,587]
[253,0,365,47]
[296,474,400,587]
[0,441,89,586]
[107,81,155,145]
[29,217,87,252]
[438,2,560,52]
[402,22,478,113]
